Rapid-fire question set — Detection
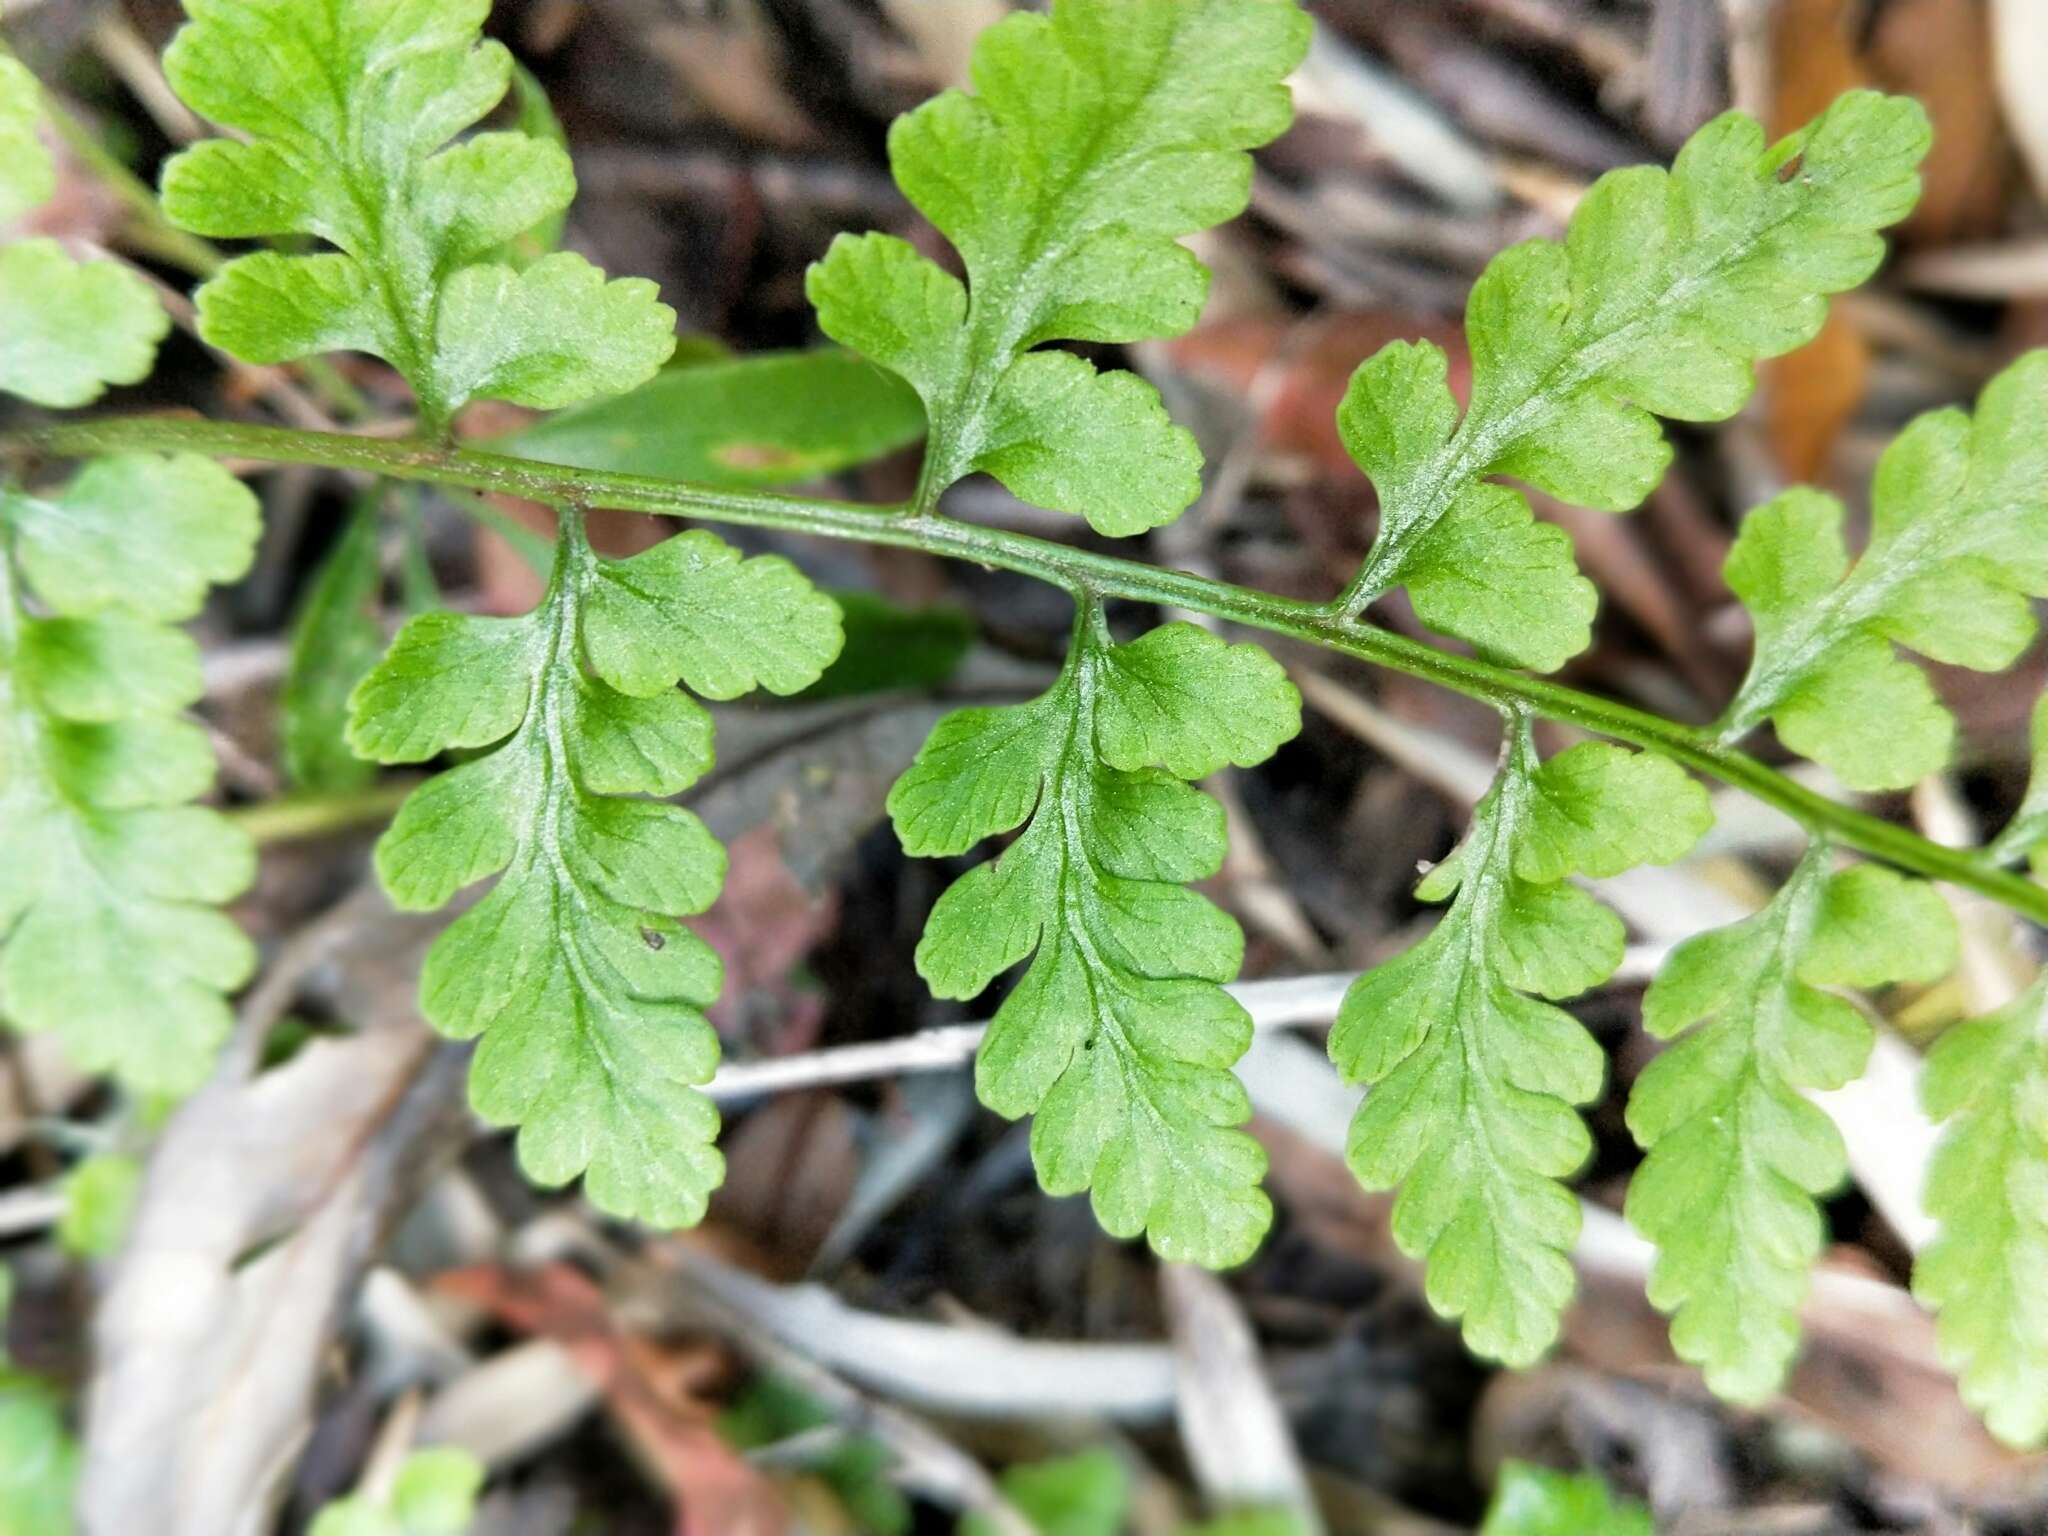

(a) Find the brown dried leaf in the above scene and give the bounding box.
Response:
[1763,311,1869,483]
[1760,0,1875,484]
[1871,0,2014,246]
[647,0,817,151]
[436,1263,788,1536]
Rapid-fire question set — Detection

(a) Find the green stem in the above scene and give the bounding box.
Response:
[227,779,417,843]
[34,91,225,281]
[15,413,2048,926]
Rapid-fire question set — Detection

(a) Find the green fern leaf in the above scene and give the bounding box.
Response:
[1480,1462,1653,1536]
[159,0,676,429]
[0,1366,75,1536]
[349,515,841,1228]
[56,1152,141,1260]
[0,455,262,1094]
[500,348,928,489]
[1719,351,2048,789]
[1913,976,2048,1448]
[0,241,169,409]
[7,453,262,621]
[0,54,165,407]
[1331,724,1711,1364]
[0,53,166,408]
[1339,91,1928,670]
[963,1449,1127,1536]
[0,55,55,220]
[892,616,1300,1265]
[1626,849,1955,1402]
[1987,693,2048,871]
[309,1447,484,1536]
[807,0,1310,532]
[281,495,388,792]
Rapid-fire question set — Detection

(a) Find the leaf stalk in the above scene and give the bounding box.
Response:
[13,413,2046,925]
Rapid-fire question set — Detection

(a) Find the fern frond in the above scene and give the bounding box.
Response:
[0,1363,74,1536]
[1480,1462,1652,1536]
[158,0,676,429]
[0,455,262,1093]
[1720,351,2048,789]
[1914,977,2048,1448]
[0,58,167,409]
[347,513,841,1228]
[1625,848,1955,1401]
[1331,720,1710,1362]
[807,0,1310,531]
[892,615,1300,1265]
[1338,92,1929,670]
[0,55,55,220]
[0,241,170,410]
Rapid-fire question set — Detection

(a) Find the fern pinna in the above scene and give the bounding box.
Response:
[5,0,2048,1452]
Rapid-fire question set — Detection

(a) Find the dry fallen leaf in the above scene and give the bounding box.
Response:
[80,896,469,1536]
[1759,0,1874,485]
[1871,0,2014,247]
[646,0,817,151]
[436,1262,789,1536]
[1763,305,1869,484]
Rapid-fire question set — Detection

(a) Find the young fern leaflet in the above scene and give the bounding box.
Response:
[348,514,840,1227]
[159,0,677,432]
[892,613,1298,1265]
[1332,722,1710,1364]
[1334,91,1929,670]
[1915,976,2048,1447]
[808,0,1311,530]
[1719,353,2048,789]
[1626,849,1956,1401]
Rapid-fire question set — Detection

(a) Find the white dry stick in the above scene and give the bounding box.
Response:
[89,14,206,144]
[1719,0,1776,121]
[1291,667,1496,805]
[416,1341,602,1472]
[705,972,1360,1102]
[641,1248,1041,1536]
[0,1182,65,1239]
[1901,240,2048,300]
[1814,1030,1943,1253]
[1162,1264,1321,1532]
[1288,22,1501,212]
[1992,0,2048,201]
[656,1243,1180,1424]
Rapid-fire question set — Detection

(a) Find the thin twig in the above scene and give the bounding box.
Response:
[0,1181,64,1239]
[706,973,1359,1101]
[635,1247,1041,1534]
[639,1244,1179,1425]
